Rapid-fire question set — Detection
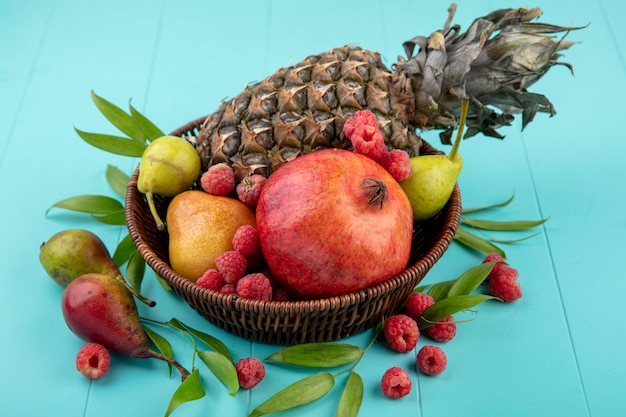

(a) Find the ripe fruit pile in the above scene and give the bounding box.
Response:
[167,109,417,300]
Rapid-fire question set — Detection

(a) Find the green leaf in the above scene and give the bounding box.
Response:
[248,372,335,417]
[91,209,126,225]
[454,226,506,257]
[197,351,239,396]
[424,279,456,302]
[336,372,363,417]
[129,101,165,141]
[143,325,174,377]
[46,195,124,215]
[156,274,172,291]
[167,318,233,363]
[91,90,146,143]
[266,343,362,368]
[105,164,131,198]
[479,232,542,244]
[461,194,515,213]
[461,216,548,231]
[75,128,146,156]
[126,250,146,293]
[419,294,498,330]
[164,368,205,417]
[112,234,138,267]
[447,262,495,298]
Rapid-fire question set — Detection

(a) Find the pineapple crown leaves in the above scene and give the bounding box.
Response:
[395,3,586,143]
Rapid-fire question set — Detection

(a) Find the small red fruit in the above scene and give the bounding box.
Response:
[76,343,110,379]
[417,345,447,376]
[235,358,266,389]
[425,315,457,342]
[200,163,235,196]
[383,314,419,352]
[380,366,412,399]
[256,149,413,299]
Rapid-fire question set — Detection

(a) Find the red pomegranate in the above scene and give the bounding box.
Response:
[256,148,413,299]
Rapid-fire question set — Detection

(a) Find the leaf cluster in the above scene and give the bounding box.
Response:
[412,262,499,329]
[141,317,239,417]
[45,92,170,296]
[255,342,369,417]
[453,194,547,258]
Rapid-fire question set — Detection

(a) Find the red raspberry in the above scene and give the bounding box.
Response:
[236,174,266,207]
[404,292,434,322]
[379,149,412,182]
[483,252,505,264]
[236,273,273,301]
[235,358,266,389]
[489,267,522,302]
[220,283,237,294]
[349,124,388,162]
[343,110,378,137]
[417,345,447,376]
[215,250,248,284]
[483,252,508,280]
[383,314,419,352]
[380,366,412,399]
[76,343,110,379]
[425,315,457,342]
[196,269,223,291]
[232,225,260,256]
[200,163,235,196]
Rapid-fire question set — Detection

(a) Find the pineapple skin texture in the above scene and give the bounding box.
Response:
[195,6,583,180]
[196,45,421,181]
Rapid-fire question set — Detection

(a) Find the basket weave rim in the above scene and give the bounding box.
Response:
[125,117,462,316]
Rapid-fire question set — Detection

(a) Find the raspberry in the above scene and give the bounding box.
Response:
[483,252,505,264]
[343,110,378,137]
[220,283,237,294]
[200,163,235,196]
[483,252,508,280]
[417,345,447,376]
[349,124,388,162]
[404,292,434,322]
[76,343,110,379]
[196,269,223,291]
[235,357,266,389]
[236,174,266,207]
[380,366,412,399]
[215,250,248,284]
[232,225,260,256]
[379,149,412,182]
[383,314,419,352]
[489,267,522,302]
[425,315,457,342]
[236,273,273,301]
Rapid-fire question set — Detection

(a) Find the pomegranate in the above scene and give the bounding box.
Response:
[256,148,413,299]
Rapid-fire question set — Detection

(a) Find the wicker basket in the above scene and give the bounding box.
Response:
[125,117,462,345]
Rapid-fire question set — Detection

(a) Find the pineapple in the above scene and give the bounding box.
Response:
[196,4,582,180]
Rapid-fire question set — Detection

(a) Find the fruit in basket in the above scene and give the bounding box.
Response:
[194,5,581,179]
[39,228,155,306]
[61,273,190,380]
[400,99,468,221]
[138,135,201,231]
[166,190,258,282]
[256,148,413,299]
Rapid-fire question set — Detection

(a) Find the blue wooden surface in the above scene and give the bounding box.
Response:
[1,1,623,416]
